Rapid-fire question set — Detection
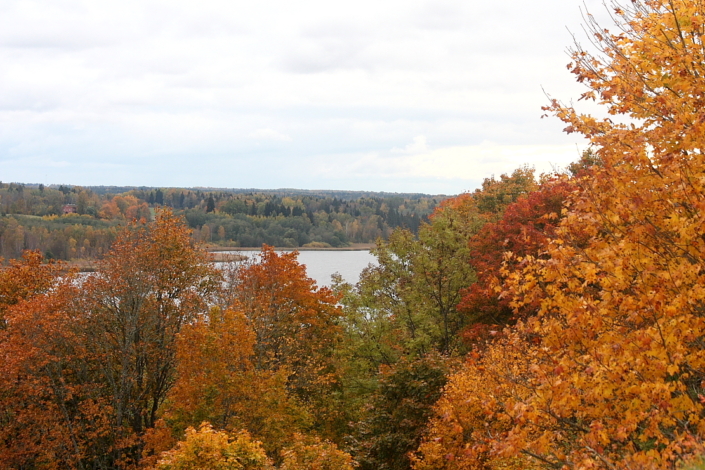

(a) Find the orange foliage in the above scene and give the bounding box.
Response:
[168,307,310,456]
[432,193,476,222]
[412,333,536,470]
[100,195,150,220]
[0,278,114,469]
[233,246,342,372]
[231,246,344,438]
[501,0,705,466]
[0,250,64,327]
[421,1,705,468]
[168,246,346,458]
[0,209,219,469]
[80,208,219,457]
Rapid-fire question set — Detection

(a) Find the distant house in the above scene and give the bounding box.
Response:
[63,204,77,215]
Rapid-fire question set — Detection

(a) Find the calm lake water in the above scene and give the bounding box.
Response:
[225,250,378,287]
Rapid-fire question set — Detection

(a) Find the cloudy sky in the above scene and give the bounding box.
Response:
[0,0,608,194]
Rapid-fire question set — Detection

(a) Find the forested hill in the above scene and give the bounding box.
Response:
[86,185,442,201]
[0,182,446,261]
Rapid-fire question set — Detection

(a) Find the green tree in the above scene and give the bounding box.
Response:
[340,171,536,364]
[354,355,450,470]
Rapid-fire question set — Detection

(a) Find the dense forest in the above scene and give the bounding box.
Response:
[0,184,440,261]
[4,1,705,469]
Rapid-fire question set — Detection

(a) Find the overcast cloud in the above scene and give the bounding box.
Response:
[0,0,609,194]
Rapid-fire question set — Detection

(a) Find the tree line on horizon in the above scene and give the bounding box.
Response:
[0,184,441,261]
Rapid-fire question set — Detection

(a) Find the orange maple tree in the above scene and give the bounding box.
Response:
[0,250,64,327]
[412,332,537,470]
[417,1,705,469]
[505,0,705,467]
[229,246,345,439]
[0,209,220,469]
[0,273,116,469]
[167,306,311,457]
[80,208,220,465]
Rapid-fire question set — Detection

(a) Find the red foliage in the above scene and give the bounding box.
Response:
[458,177,574,344]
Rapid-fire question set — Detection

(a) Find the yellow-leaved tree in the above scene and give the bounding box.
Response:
[166,306,311,457]
[153,423,273,470]
[416,1,705,469]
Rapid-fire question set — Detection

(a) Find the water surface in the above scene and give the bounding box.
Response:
[225,250,378,287]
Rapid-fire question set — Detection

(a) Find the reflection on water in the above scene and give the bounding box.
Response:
[224,250,378,287]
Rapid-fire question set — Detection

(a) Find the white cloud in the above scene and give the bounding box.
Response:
[400,142,586,178]
[0,0,610,192]
[310,141,586,183]
[392,135,429,154]
[249,128,292,142]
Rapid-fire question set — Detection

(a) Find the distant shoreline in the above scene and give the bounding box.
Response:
[58,244,376,271]
[206,243,376,252]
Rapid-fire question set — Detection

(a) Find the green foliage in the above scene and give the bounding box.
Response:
[0,184,441,261]
[353,355,450,470]
[682,456,705,470]
[0,214,120,261]
[340,221,477,369]
[339,170,536,370]
[334,169,541,469]
[471,166,537,218]
[181,192,435,247]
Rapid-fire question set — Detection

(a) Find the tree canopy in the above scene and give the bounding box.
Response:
[6,1,705,469]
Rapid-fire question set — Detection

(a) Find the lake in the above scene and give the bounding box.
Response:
[223,249,378,287]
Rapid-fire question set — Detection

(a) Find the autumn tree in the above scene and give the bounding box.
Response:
[512,0,705,467]
[421,1,705,469]
[469,166,538,219]
[0,250,64,328]
[412,333,537,470]
[80,208,220,465]
[0,252,100,468]
[334,168,540,469]
[339,167,539,370]
[227,246,345,441]
[0,210,220,469]
[167,306,311,457]
[0,277,117,469]
[457,176,573,344]
[279,434,357,470]
[153,423,273,470]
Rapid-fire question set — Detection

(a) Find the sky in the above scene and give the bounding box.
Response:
[0,0,610,195]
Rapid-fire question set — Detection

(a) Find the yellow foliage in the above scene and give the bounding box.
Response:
[419,1,705,468]
[154,423,272,470]
[412,333,538,470]
[503,0,705,467]
[168,307,311,456]
[280,433,357,470]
